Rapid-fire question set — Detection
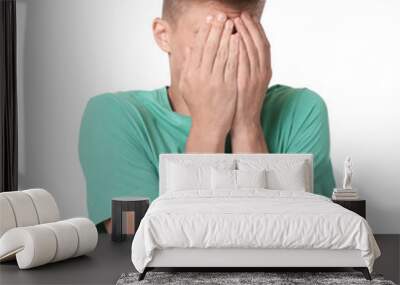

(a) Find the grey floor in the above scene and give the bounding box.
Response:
[0,234,398,285]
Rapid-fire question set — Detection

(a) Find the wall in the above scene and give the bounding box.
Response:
[16,0,400,233]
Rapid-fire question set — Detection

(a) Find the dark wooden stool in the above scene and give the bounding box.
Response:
[111,197,149,242]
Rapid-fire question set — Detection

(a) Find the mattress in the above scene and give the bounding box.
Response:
[131,190,380,273]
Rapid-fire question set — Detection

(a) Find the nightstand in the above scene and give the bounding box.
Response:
[111,197,149,242]
[332,199,366,219]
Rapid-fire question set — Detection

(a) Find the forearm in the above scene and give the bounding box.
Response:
[185,124,227,153]
[231,122,268,153]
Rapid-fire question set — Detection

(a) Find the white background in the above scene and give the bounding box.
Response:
[16,0,400,233]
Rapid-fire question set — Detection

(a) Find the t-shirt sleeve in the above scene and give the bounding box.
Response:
[284,89,336,197]
[79,94,158,225]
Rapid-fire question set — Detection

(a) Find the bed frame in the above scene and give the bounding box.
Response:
[139,154,372,281]
[140,248,371,280]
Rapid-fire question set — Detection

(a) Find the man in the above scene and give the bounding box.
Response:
[79,0,336,232]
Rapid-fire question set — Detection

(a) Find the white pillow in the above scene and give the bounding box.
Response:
[211,168,236,190]
[167,160,235,191]
[211,169,267,190]
[237,159,309,191]
[266,162,307,191]
[236,169,267,189]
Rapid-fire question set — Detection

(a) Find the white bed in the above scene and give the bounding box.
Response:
[131,154,380,281]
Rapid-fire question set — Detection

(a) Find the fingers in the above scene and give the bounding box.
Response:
[238,37,250,81]
[224,34,240,83]
[190,16,212,69]
[250,15,272,71]
[233,16,259,75]
[181,47,192,78]
[253,16,270,49]
[202,13,227,72]
[213,19,234,76]
[241,13,268,70]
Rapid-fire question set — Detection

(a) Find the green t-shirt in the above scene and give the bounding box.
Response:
[79,84,336,224]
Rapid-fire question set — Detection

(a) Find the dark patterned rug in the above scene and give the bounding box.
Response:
[116,271,396,285]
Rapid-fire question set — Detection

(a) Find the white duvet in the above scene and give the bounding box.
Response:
[131,190,380,273]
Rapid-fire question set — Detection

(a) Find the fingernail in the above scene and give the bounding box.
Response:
[217,13,226,22]
[206,15,213,23]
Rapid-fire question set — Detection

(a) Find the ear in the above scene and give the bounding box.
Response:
[152,18,172,53]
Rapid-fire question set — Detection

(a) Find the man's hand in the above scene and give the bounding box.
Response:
[231,12,272,153]
[182,14,240,153]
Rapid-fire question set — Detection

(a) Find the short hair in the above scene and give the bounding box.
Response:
[162,0,266,24]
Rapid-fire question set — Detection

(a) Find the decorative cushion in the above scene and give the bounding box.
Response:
[266,162,308,191]
[166,160,235,191]
[236,169,267,189]
[237,159,310,191]
[211,169,268,190]
[211,168,236,190]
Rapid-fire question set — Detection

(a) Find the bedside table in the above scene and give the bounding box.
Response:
[332,199,366,219]
[111,197,149,242]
